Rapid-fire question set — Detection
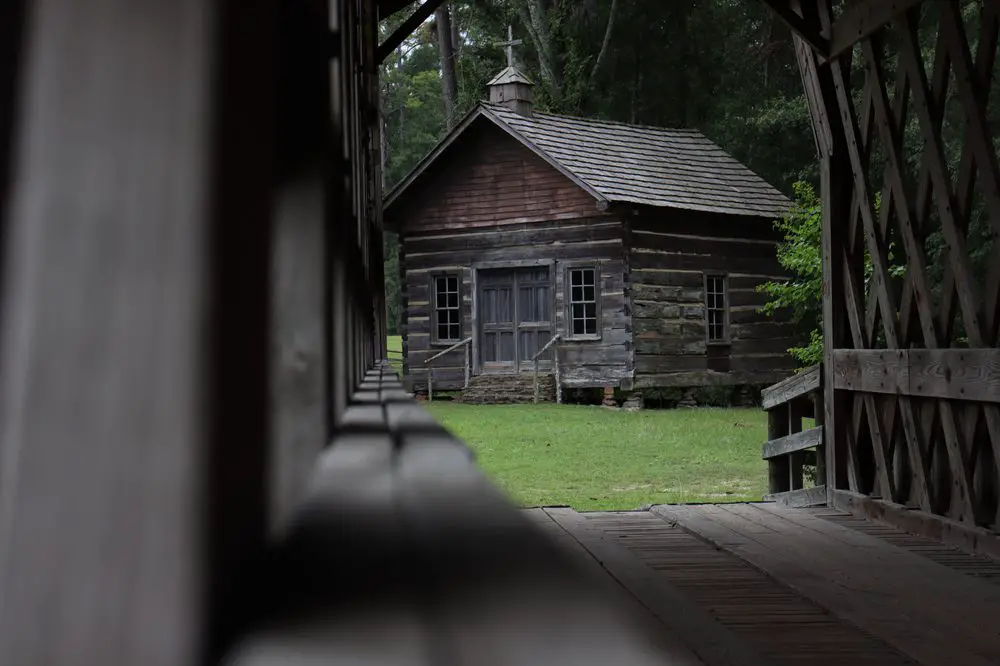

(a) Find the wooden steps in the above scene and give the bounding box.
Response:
[531,504,1000,666]
[456,373,555,404]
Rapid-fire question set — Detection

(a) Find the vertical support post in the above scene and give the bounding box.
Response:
[813,386,827,487]
[428,370,434,403]
[795,22,851,504]
[788,398,807,491]
[555,347,562,404]
[534,358,540,403]
[0,0,283,661]
[768,407,791,493]
[464,341,470,389]
[270,0,332,532]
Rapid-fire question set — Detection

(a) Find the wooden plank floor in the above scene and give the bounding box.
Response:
[531,503,1000,666]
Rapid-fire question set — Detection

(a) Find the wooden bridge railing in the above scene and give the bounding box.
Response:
[225,362,678,666]
[761,364,827,508]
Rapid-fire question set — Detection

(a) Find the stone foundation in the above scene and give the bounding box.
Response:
[622,394,644,412]
[456,373,555,405]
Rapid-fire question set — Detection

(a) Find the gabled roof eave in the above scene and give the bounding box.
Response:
[383,103,608,215]
[383,104,489,212]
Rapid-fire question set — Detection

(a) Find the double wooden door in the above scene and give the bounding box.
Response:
[478,267,552,372]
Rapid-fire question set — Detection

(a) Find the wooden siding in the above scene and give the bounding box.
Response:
[386,120,602,232]
[629,211,799,389]
[404,219,628,391]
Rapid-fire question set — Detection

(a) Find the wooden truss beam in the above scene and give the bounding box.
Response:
[376,0,448,64]
[760,0,830,54]
[765,0,924,62]
[833,349,1000,404]
[827,0,924,60]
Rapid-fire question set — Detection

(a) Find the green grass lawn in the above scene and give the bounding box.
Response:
[386,334,402,374]
[426,402,769,512]
[384,336,769,510]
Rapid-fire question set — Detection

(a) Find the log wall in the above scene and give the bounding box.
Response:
[402,219,629,391]
[629,209,799,390]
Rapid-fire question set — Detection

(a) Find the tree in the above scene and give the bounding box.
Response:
[434,3,459,128]
[758,182,903,368]
[757,182,824,367]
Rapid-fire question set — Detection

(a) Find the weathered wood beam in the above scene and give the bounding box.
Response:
[376,0,448,64]
[763,426,824,460]
[0,0,280,661]
[831,489,1000,560]
[833,348,1000,403]
[761,364,821,410]
[270,0,332,531]
[764,485,828,508]
[826,0,924,61]
[760,0,830,55]
[230,370,683,666]
[794,15,853,504]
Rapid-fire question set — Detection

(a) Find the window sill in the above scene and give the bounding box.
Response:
[706,340,732,347]
[564,335,603,342]
[431,340,465,348]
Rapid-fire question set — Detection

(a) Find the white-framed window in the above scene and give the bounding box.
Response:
[432,274,462,343]
[567,266,600,338]
[705,274,729,343]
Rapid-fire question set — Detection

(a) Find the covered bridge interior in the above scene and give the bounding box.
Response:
[1,0,999,664]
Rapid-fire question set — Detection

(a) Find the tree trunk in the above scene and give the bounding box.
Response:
[451,4,461,59]
[630,29,642,124]
[435,4,458,129]
[519,0,562,103]
[380,110,388,190]
[590,0,619,82]
[763,11,774,91]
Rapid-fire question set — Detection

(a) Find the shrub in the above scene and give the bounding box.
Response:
[757,181,823,367]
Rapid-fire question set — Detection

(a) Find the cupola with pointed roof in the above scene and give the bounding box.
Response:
[487,26,534,117]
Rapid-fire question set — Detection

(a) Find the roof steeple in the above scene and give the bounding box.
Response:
[488,25,534,117]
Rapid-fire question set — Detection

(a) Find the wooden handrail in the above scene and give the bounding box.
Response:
[533,334,563,404]
[425,337,472,401]
[761,363,825,508]
[227,364,682,666]
[531,333,562,362]
[424,337,472,365]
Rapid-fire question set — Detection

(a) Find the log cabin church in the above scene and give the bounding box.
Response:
[385,60,798,402]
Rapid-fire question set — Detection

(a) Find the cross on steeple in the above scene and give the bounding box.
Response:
[487,25,533,117]
[497,25,523,68]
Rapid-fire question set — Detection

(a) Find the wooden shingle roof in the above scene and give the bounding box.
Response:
[385,103,792,220]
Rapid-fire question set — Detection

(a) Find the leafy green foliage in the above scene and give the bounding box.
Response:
[758,182,823,366]
[759,182,902,367]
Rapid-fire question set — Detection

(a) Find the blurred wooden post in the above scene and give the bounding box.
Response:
[0,0,346,661]
[0,0,289,662]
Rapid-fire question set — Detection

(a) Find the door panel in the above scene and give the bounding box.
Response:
[478,267,552,372]
[480,280,516,368]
